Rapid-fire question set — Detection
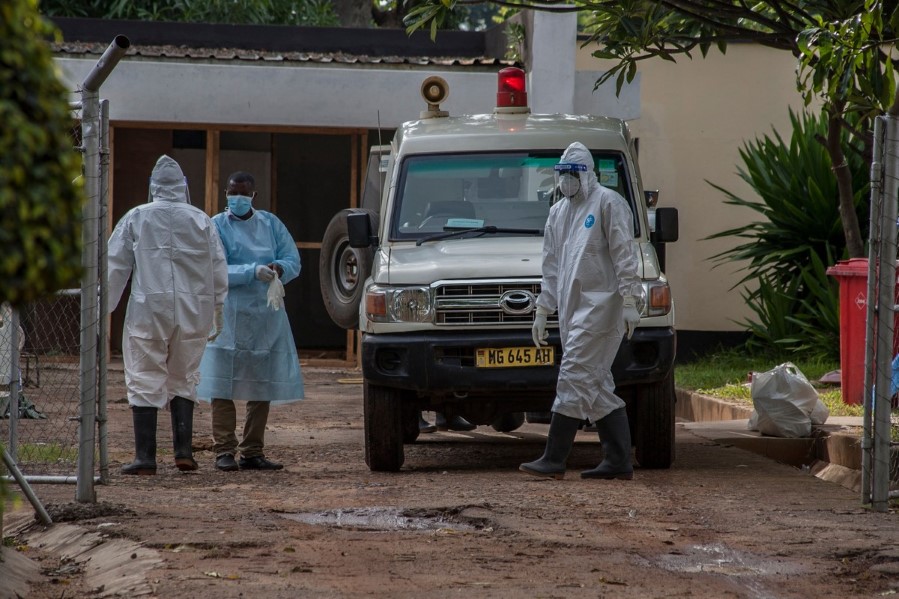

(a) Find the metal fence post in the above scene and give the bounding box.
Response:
[862,116,884,505]
[77,85,99,503]
[873,114,899,512]
[98,99,110,484]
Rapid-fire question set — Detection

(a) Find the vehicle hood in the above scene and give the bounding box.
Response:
[376,238,654,284]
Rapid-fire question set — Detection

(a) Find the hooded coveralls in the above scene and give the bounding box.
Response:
[197,210,304,404]
[537,143,643,423]
[108,156,228,409]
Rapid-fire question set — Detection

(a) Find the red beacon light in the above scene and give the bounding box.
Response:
[496,67,529,114]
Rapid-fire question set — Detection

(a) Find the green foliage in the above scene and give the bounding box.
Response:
[41,0,340,26]
[675,347,863,416]
[797,0,897,119]
[1,0,84,307]
[706,110,869,359]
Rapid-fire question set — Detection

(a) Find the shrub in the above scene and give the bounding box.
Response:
[706,110,869,359]
[1,0,83,306]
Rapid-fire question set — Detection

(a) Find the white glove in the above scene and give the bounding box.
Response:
[623,295,641,340]
[255,264,276,282]
[267,277,285,311]
[208,306,224,342]
[531,305,550,348]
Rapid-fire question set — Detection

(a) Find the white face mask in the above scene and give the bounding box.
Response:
[559,173,581,198]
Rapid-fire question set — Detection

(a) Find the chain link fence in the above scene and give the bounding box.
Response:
[862,113,899,512]
[2,37,128,503]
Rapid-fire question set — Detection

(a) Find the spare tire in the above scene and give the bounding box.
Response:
[319,209,379,329]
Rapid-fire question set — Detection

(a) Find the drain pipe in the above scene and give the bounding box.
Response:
[76,35,129,504]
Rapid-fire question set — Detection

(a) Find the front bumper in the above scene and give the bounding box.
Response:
[361,327,676,397]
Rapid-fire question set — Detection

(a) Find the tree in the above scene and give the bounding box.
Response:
[405,0,899,259]
[1,0,83,306]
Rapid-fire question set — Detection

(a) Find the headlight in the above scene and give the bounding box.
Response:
[643,280,671,317]
[365,285,433,323]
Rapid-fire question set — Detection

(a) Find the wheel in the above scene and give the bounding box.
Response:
[633,372,676,469]
[402,403,421,444]
[319,209,379,329]
[491,411,525,432]
[363,380,405,471]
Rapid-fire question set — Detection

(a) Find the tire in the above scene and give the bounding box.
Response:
[634,372,676,469]
[319,209,379,329]
[402,403,421,444]
[491,411,525,432]
[363,380,405,471]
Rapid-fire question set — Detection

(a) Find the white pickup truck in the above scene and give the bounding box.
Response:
[320,68,678,472]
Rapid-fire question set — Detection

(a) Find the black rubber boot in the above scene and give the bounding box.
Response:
[435,413,476,431]
[170,396,198,471]
[121,406,158,475]
[580,407,634,480]
[519,412,581,480]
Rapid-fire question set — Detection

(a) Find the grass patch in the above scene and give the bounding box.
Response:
[675,348,863,417]
[14,443,78,464]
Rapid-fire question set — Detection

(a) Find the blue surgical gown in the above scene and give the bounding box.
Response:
[198,210,304,403]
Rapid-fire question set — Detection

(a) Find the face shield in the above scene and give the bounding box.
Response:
[554,162,588,199]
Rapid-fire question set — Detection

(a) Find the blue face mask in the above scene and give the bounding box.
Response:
[226,194,253,217]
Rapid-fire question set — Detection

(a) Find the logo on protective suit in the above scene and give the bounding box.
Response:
[584,214,595,229]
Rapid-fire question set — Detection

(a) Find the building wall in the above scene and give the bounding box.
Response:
[58,39,806,342]
[576,43,808,332]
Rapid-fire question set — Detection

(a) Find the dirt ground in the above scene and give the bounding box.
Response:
[3,364,899,599]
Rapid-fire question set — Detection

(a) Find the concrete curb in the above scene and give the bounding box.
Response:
[675,387,869,492]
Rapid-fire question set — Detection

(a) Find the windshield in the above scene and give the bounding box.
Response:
[390,151,636,242]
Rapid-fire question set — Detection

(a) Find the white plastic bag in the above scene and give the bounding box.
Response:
[748,362,828,438]
[267,276,285,311]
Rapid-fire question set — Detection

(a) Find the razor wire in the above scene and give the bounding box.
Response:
[862,114,899,512]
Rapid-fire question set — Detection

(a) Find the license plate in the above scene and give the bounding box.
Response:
[475,346,555,368]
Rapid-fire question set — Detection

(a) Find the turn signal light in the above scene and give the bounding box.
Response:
[648,283,671,316]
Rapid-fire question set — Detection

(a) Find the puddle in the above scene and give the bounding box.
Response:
[280,507,486,532]
[653,543,804,577]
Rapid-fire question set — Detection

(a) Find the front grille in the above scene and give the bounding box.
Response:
[434,280,558,326]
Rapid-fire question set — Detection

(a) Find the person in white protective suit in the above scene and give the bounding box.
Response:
[108,155,228,476]
[520,142,644,481]
[197,171,304,472]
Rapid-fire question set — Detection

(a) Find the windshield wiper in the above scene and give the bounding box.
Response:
[416,226,542,246]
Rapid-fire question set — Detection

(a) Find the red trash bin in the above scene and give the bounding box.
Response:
[826,258,899,405]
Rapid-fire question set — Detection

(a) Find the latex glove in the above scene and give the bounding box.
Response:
[623,295,641,340]
[531,305,550,348]
[208,306,224,342]
[255,264,276,282]
[267,276,285,311]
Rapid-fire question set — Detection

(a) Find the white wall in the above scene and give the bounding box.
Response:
[577,44,808,332]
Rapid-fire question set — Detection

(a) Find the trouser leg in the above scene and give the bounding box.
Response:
[211,398,238,457]
[238,401,270,458]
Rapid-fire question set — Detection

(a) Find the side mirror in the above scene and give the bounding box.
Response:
[347,211,377,248]
[651,207,678,243]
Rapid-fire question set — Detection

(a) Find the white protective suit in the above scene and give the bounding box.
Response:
[537,142,644,422]
[108,155,229,409]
